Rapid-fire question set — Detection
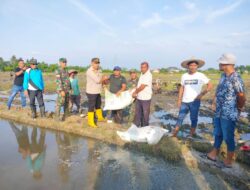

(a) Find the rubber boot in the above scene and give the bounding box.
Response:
[40,106,46,118]
[55,107,61,121]
[31,107,36,119]
[96,109,106,122]
[88,112,98,128]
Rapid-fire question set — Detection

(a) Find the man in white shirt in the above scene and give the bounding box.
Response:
[172,58,212,137]
[132,62,152,127]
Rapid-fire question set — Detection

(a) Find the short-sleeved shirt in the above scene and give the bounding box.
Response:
[137,70,153,100]
[86,67,102,94]
[14,67,24,86]
[109,74,126,94]
[215,72,245,121]
[181,72,210,103]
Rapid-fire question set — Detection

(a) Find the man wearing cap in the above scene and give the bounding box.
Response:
[23,58,45,119]
[107,66,127,124]
[207,53,246,168]
[126,69,138,121]
[7,58,27,110]
[172,58,212,137]
[55,58,71,121]
[69,69,81,113]
[86,58,107,128]
[132,62,152,127]
[127,69,139,89]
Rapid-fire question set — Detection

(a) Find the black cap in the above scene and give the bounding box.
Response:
[29,58,38,65]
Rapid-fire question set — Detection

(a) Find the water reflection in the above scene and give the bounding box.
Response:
[0,120,238,190]
[10,122,46,180]
[56,132,80,183]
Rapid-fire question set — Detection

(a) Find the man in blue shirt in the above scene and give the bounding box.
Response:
[206,53,246,168]
[23,58,45,119]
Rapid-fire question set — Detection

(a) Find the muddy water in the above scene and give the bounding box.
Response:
[0,120,240,190]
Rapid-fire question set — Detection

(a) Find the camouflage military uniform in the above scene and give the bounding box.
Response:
[55,68,71,120]
[126,78,139,121]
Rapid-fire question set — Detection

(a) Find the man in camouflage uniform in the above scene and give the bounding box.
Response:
[55,58,71,121]
[126,69,138,121]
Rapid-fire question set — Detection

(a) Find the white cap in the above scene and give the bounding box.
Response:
[218,53,236,65]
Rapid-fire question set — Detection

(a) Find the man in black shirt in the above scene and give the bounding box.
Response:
[107,66,127,124]
[7,58,27,110]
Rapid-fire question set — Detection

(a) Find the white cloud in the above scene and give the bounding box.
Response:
[140,13,164,28]
[228,31,250,37]
[68,0,116,37]
[140,2,199,29]
[163,5,170,11]
[184,1,196,10]
[206,0,245,22]
[165,11,199,28]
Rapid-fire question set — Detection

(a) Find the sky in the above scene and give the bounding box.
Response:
[0,0,250,69]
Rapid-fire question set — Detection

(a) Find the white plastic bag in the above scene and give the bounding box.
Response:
[103,89,135,111]
[117,124,169,145]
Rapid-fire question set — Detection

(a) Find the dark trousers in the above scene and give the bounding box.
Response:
[86,93,101,112]
[69,95,81,112]
[28,90,45,110]
[111,110,123,124]
[134,99,151,127]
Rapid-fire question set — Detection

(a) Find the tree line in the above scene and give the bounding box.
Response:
[0,55,249,74]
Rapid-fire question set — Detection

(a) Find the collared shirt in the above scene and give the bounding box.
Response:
[215,72,245,121]
[137,70,152,100]
[86,66,102,94]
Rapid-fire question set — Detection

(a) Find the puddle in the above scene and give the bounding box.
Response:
[151,109,213,127]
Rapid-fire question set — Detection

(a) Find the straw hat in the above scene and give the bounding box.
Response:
[68,69,78,75]
[181,57,205,69]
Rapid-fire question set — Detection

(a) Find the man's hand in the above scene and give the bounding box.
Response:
[22,66,27,71]
[60,91,65,97]
[132,92,137,98]
[24,90,29,97]
[195,94,203,100]
[116,91,121,97]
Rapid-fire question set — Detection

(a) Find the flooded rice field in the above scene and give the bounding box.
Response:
[0,119,242,190]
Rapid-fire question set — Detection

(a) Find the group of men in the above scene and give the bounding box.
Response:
[85,58,153,128]
[7,53,246,168]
